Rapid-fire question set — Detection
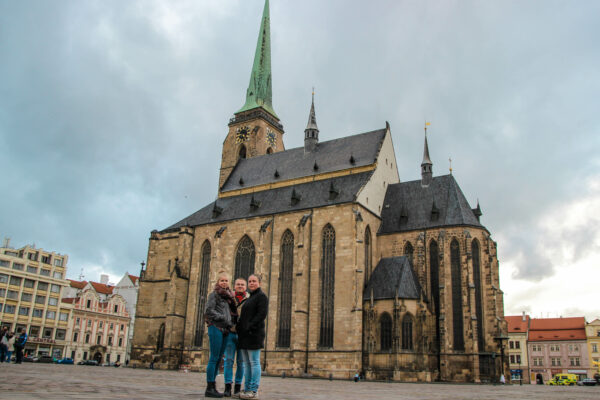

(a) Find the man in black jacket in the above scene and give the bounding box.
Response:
[236,274,268,400]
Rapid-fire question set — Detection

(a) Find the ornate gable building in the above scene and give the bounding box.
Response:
[131,0,507,382]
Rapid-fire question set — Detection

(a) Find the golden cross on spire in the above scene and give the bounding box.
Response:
[449,157,453,174]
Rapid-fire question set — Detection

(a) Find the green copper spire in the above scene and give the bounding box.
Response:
[237,0,277,118]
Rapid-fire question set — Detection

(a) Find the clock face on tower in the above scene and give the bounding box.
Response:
[236,125,251,143]
[266,128,277,148]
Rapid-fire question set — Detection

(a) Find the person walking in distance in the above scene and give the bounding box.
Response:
[0,326,9,362]
[236,274,268,400]
[204,271,238,398]
[14,327,27,364]
[6,332,15,363]
[223,278,249,398]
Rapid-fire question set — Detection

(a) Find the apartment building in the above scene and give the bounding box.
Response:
[528,317,589,382]
[586,319,600,377]
[506,313,530,383]
[63,279,130,364]
[0,242,72,358]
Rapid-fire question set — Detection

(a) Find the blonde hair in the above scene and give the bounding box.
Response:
[216,270,230,282]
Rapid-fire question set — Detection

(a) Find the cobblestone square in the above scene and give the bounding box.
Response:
[0,364,598,399]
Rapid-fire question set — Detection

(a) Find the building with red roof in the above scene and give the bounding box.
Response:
[506,313,530,383]
[528,317,590,382]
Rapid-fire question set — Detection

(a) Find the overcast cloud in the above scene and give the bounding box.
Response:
[1,0,599,319]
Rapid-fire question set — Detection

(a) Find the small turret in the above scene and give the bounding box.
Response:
[304,91,319,153]
[421,123,433,187]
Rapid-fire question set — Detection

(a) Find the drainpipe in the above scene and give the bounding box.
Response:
[304,210,314,374]
[262,217,275,371]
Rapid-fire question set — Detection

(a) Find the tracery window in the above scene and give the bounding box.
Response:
[277,230,294,348]
[319,224,335,348]
[156,323,165,352]
[194,240,211,347]
[380,312,392,351]
[402,313,414,350]
[429,239,440,349]
[450,239,465,351]
[234,235,255,280]
[404,241,414,266]
[364,226,372,286]
[472,239,485,351]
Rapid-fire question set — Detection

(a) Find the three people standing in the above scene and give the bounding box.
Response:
[204,272,268,399]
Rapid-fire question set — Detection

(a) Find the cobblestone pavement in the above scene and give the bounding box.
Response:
[0,363,598,399]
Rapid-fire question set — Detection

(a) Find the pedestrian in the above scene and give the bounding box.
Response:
[14,327,27,364]
[204,271,237,398]
[0,326,8,362]
[223,278,249,398]
[236,274,268,400]
[500,374,506,385]
[6,332,15,363]
[354,372,360,382]
[149,360,154,370]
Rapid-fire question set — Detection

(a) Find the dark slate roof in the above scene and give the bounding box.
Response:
[363,257,421,301]
[221,128,387,192]
[163,171,374,232]
[379,174,482,234]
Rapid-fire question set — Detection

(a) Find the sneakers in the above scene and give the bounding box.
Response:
[239,391,259,399]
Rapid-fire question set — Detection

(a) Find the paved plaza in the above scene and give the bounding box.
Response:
[0,363,598,399]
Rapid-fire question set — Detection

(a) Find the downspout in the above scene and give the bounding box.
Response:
[304,209,314,374]
[263,217,275,371]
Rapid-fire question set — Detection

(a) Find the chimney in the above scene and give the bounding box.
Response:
[100,274,109,285]
[522,311,526,322]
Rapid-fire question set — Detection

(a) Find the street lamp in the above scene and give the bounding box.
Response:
[494,334,509,383]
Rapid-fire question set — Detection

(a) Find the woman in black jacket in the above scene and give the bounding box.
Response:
[204,271,237,398]
[236,274,268,400]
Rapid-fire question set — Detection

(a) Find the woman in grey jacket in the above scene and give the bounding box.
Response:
[204,271,238,398]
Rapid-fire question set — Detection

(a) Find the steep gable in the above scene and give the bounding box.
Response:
[363,256,422,301]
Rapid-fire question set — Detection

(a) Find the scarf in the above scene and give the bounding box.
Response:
[214,284,238,318]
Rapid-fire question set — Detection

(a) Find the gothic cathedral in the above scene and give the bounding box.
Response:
[130,0,508,382]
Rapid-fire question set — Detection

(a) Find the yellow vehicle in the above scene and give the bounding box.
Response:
[548,373,578,386]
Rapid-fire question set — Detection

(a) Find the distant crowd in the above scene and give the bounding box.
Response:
[0,326,28,363]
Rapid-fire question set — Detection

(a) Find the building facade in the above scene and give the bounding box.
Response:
[112,273,139,362]
[586,319,600,378]
[528,317,590,382]
[0,242,72,359]
[130,0,507,382]
[506,314,530,383]
[63,279,130,364]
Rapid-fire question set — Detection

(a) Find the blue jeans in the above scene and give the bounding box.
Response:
[240,349,261,392]
[206,325,227,383]
[224,333,244,385]
[6,351,12,362]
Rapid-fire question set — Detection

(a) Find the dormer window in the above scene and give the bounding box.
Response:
[86,299,91,309]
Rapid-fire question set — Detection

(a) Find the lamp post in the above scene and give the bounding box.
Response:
[494,334,509,383]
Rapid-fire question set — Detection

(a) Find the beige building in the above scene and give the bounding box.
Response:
[62,279,130,364]
[506,314,530,383]
[0,241,72,359]
[586,319,600,377]
[131,0,507,382]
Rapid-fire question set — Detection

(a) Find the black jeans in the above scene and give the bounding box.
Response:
[14,345,23,363]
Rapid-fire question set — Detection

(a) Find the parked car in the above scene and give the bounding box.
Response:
[56,358,74,365]
[38,355,54,363]
[77,359,99,366]
[101,362,121,367]
[581,378,597,386]
[23,355,39,363]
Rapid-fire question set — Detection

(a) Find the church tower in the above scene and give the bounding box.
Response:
[421,125,433,187]
[219,0,285,190]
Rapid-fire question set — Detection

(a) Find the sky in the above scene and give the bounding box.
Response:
[1,0,599,320]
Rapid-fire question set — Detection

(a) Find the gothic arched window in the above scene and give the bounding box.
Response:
[156,323,165,352]
[429,239,440,349]
[194,240,211,347]
[238,145,247,159]
[364,226,372,286]
[472,238,484,351]
[450,239,465,351]
[380,312,393,351]
[319,224,335,348]
[234,235,255,280]
[402,313,414,350]
[404,241,414,266]
[277,230,294,348]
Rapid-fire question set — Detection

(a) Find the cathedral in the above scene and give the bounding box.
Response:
[131,0,508,382]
